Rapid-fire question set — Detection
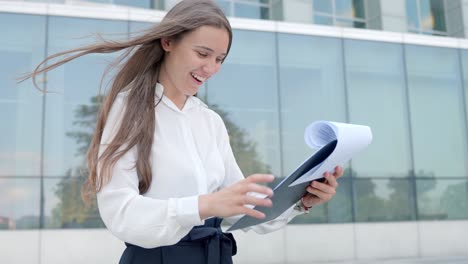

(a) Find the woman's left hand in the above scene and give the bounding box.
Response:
[301,166,344,208]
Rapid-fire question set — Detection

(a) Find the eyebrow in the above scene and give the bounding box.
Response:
[194,45,227,56]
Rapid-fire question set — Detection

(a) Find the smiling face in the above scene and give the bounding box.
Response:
[159,25,230,105]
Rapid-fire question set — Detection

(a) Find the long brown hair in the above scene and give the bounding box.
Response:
[20,0,232,203]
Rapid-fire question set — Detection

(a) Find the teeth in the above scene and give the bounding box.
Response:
[191,73,206,82]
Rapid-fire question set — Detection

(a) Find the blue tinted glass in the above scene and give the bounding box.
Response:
[336,0,365,18]
[234,3,269,19]
[429,0,446,32]
[405,45,468,178]
[278,34,347,176]
[419,0,433,30]
[0,178,41,229]
[216,0,232,16]
[417,179,468,220]
[44,178,104,228]
[355,179,415,221]
[207,30,281,177]
[314,0,333,13]
[336,18,366,28]
[344,40,412,178]
[314,15,334,25]
[0,13,46,177]
[44,17,127,177]
[114,0,151,8]
[406,0,420,29]
[328,177,353,222]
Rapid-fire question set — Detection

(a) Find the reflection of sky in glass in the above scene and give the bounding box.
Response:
[0,178,40,229]
[405,45,468,178]
[345,40,411,178]
[0,13,45,177]
[208,30,281,176]
[417,179,468,220]
[44,17,127,176]
[278,34,346,176]
[235,3,267,19]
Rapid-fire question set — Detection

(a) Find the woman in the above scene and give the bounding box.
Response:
[23,0,343,263]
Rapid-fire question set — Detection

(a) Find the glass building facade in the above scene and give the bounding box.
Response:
[1,6,468,231]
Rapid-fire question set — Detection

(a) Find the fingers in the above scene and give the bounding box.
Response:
[334,166,344,178]
[240,174,274,197]
[245,174,275,184]
[242,195,272,208]
[324,172,338,188]
[307,180,336,196]
[240,207,266,219]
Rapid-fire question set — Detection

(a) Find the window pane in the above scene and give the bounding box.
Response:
[417,179,468,220]
[314,0,333,13]
[44,17,128,177]
[430,0,446,32]
[344,40,412,178]
[336,18,366,28]
[278,34,347,176]
[0,178,40,229]
[418,0,447,32]
[114,0,151,8]
[44,177,104,228]
[207,30,281,177]
[328,177,353,222]
[406,0,420,29]
[216,0,232,16]
[419,0,433,30]
[355,179,415,222]
[336,0,365,19]
[0,13,45,177]
[234,3,270,19]
[405,45,468,178]
[314,15,334,25]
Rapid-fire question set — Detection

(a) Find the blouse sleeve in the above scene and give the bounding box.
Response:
[212,112,304,234]
[96,94,204,249]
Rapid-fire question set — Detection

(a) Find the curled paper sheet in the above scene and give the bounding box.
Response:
[289,121,373,187]
[226,121,372,231]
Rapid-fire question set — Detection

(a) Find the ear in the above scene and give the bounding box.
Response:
[161,37,173,52]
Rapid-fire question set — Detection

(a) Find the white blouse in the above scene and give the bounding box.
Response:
[97,83,302,249]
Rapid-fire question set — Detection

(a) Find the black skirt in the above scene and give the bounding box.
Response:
[119,217,237,264]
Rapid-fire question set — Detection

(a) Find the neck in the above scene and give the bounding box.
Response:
[158,64,188,110]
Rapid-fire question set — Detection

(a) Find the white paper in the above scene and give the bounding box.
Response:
[289,121,373,187]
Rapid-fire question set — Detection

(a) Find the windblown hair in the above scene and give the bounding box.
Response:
[20,0,232,203]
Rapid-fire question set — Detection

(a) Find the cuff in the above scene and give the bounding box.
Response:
[169,195,204,227]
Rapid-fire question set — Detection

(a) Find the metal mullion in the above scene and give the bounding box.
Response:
[332,0,337,26]
[416,0,423,34]
[400,41,419,222]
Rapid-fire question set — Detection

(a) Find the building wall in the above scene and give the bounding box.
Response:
[1,221,468,263]
[0,2,468,263]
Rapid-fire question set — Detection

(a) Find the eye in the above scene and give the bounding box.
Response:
[197,51,208,58]
[216,58,223,63]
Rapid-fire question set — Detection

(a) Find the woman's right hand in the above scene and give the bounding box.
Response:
[198,174,275,220]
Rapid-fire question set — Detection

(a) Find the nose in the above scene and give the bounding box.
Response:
[202,59,220,75]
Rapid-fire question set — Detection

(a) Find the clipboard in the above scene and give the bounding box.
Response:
[227,139,337,231]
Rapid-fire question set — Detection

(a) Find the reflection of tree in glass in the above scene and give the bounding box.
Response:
[53,95,270,228]
[50,96,103,228]
[441,181,468,219]
[385,178,414,221]
[209,104,271,176]
[355,176,385,222]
